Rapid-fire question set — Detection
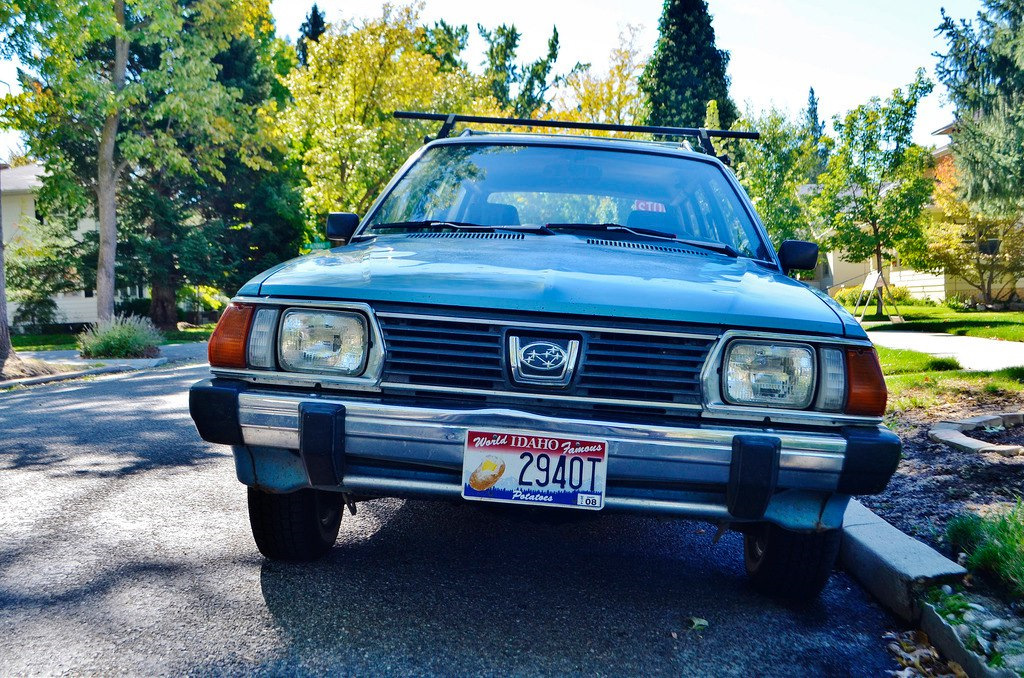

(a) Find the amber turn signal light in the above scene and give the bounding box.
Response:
[844,346,887,416]
[208,303,254,369]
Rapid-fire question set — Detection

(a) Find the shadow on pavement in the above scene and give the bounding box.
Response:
[255,498,896,677]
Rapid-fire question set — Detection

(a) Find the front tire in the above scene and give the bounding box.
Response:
[744,523,841,599]
[247,488,343,561]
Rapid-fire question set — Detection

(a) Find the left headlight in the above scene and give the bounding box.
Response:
[723,341,815,409]
[278,309,368,376]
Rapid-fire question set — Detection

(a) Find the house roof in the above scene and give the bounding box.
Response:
[0,162,43,194]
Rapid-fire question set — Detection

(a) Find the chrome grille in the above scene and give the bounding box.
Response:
[377,313,717,409]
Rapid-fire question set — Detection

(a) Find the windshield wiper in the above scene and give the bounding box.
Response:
[546,222,678,240]
[371,220,547,232]
[546,222,740,257]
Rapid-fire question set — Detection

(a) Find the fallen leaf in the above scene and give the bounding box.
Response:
[687,617,709,631]
[670,631,678,639]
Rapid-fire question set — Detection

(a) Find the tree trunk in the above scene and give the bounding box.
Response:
[0,165,19,375]
[149,278,178,331]
[874,246,884,317]
[95,0,128,322]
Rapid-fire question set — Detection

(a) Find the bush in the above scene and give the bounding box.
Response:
[831,286,862,306]
[945,293,975,312]
[885,285,913,303]
[947,503,1024,598]
[78,315,163,358]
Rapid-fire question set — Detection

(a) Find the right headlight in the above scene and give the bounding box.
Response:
[278,309,368,376]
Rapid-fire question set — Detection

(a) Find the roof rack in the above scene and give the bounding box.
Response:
[393,110,758,157]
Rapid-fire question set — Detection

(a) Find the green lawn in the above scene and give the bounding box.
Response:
[874,344,1024,414]
[11,323,216,352]
[844,303,1024,342]
[948,504,1024,599]
[875,345,961,375]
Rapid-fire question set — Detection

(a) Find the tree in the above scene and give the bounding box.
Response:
[640,0,738,129]
[912,155,1024,304]
[478,23,578,117]
[550,26,649,133]
[813,72,934,315]
[733,108,814,247]
[418,20,469,73]
[937,2,1024,212]
[802,87,829,182]
[0,162,15,375]
[280,5,479,221]
[297,3,326,67]
[6,215,82,327]
[0,0,264,322]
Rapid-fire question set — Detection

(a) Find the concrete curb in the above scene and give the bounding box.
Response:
[920,603,1017,678]
[840,500,966,622]
[0,356,173,389]
[0,365,134,389]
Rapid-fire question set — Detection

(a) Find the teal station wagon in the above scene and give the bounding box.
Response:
[190,112,898,599]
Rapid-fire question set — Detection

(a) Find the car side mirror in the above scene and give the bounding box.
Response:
[777,240,819,274]
[326,212,361,245]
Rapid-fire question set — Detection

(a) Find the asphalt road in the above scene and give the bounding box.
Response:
[0,363,900,676]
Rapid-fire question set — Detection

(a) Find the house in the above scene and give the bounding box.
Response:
[1,162,146,327]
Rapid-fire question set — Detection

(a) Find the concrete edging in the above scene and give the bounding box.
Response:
[840,500,966,622]
[920,603,1018,678]
[928,413,1024,458]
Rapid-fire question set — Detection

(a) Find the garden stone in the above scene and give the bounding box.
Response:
[958,415,1005,430]
[931,422,965,431]
[983,618,1007,632]
[941,584,953,595]
[1000,412,1024,426]
[968,603,987,612]
[964,610,982,623]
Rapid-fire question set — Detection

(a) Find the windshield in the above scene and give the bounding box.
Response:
[365,143,769,259]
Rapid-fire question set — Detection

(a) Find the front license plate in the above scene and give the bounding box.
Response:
[461,429,607,510]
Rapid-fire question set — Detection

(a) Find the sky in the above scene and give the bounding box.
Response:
[0,0,983,160]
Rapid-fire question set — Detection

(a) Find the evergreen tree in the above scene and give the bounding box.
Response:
[418,20,469,72]
[640,0,738,129]
[297,4,327,67]
[937,1,1024,212]
[802,87,829,182]
[478,24,577,117]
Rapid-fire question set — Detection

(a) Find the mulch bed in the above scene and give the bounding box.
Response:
[862,414,1024,553]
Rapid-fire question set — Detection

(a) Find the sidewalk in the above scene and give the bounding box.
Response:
[867,331,1024,371]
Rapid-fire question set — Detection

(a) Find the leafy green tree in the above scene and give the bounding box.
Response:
[550,26,649,134]
[640,0,738,129]
[0,0,268,322]
[733,108,814,247]
[478,23,578,117]
[118,28,301,329]
[813,72,934,315]
[419,20,469,73]
[6,216,82,327]
[937,1,1024,212]
[280,5,479,221]
[297,3,327,67]
[0,162,15,373]
[802,87,829,182]
[914,156,1024,304]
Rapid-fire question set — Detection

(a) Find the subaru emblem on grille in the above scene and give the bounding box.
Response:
[508,336,580,386]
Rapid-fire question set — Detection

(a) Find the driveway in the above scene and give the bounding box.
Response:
[0,364,899,676]
[867,330,1024,371]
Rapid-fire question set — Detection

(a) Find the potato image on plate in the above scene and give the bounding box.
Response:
[468,455,506,491]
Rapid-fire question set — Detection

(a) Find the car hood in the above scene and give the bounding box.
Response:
[249,234,855,336]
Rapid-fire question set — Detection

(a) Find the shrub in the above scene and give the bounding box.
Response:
[925,357,961,371]
[945,293,975,311]
[831,286,862,306]
[947,503,1024,598]
[885,285,913,303]
[78,315,163,358]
